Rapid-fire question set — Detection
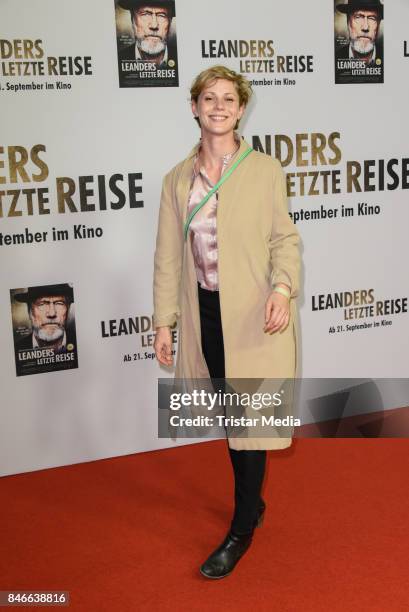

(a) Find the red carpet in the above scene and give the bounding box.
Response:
[1,439,408,611]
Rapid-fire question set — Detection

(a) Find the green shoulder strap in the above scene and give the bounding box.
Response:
[183,146,253,241]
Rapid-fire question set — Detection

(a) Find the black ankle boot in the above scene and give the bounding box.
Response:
[200,530,253,579]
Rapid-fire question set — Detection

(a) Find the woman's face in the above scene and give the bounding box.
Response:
[192,78,244,138]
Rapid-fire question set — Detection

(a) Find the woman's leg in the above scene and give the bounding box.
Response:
[227,447,266,535]
[198,283,225,380]
[198,284,266,534]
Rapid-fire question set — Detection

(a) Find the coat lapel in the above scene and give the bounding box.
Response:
[217,137,252,241]
[175,142,199,224]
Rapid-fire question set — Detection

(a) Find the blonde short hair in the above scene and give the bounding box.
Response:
[190,65,253,107]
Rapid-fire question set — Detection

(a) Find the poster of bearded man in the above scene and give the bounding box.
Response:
[10,283,79,377]
[115,0,179,87]
[334,0,384,84]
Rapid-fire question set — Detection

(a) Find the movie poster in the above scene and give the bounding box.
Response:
[115,0,179,88]
[10,283,79,377]
[334,0,384,84]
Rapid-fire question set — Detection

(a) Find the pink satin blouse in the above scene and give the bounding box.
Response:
[187,148,238,291]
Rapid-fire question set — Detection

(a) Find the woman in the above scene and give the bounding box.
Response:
[153,66,300,579]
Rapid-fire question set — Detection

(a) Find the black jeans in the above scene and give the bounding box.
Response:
[198,283,266,535]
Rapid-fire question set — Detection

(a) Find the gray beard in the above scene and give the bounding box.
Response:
[136,38,166,57]
[33,324,64,342]
[351,37,375,56]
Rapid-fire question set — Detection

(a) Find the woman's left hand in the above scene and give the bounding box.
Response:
[264,289,290,334]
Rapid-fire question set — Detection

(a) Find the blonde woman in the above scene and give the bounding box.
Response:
[153,66,300,579]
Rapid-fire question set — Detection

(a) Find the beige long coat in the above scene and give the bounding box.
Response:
[153,137,301,450]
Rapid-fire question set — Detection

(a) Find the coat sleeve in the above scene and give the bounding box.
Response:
[153,169,183,328]
[268,158,301,298]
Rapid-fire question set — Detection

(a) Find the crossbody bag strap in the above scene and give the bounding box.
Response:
[183,146,253,241]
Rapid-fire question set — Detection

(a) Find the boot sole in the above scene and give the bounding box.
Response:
[199,567,233,579]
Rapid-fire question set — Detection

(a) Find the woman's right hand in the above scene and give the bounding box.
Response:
[154,326,173,366]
